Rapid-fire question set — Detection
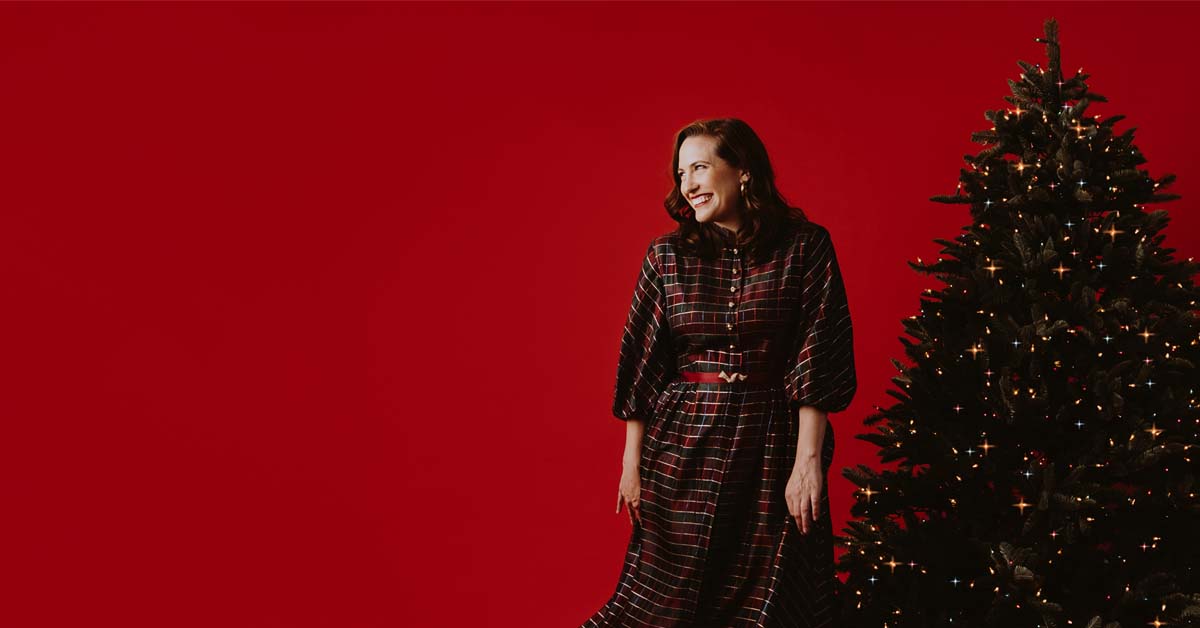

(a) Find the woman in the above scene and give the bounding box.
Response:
[582,118,857,628]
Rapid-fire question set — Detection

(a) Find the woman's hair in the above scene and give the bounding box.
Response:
[665,118,807,263]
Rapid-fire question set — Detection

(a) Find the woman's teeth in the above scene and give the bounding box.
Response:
[694,194,712,207]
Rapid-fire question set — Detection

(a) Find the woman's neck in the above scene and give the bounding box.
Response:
[713,220,740,235]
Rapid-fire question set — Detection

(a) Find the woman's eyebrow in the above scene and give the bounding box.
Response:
[677,160,709,171]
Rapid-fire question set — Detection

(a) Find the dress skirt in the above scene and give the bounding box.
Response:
[582,382,839,628]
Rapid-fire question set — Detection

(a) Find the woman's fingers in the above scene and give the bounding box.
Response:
[619,490,635,525]
[785,490,801,532]
[627,491,641,526]
[785,465,825,535]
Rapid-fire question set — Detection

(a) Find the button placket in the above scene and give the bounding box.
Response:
[728,248,741,353]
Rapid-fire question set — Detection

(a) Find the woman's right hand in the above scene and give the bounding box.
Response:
[616,461,643,527]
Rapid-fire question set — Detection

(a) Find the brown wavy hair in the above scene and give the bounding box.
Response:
[665,118,807,264]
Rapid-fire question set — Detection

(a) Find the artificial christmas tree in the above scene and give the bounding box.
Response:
[837,18,1200,628]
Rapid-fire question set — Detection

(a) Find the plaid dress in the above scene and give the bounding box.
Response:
[583,218,856,628]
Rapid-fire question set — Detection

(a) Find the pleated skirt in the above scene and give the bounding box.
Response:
[582,381,839,628]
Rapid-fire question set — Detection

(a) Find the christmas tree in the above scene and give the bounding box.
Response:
[836,18,1200,628]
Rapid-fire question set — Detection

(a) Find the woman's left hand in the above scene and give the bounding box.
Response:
[785,457,822,535]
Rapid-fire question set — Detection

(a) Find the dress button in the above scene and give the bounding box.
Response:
[726,323,733,330]
[730,286,736,292]
[728,301,735,308]
[729,344,736,349]
[732,248,738,254]
[733,268,738,275]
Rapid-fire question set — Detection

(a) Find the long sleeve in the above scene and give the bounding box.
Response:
[612,242,676,422]
[783,226,857,416]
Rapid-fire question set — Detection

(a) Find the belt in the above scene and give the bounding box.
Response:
[680,370,778,384]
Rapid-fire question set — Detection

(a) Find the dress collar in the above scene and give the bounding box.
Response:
[711,223,740,246]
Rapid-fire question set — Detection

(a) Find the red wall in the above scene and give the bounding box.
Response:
[2,3,1197,627]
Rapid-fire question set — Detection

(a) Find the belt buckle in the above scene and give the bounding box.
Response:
[718,370,747,383]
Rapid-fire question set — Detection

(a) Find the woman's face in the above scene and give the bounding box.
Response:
[677,135,747,227]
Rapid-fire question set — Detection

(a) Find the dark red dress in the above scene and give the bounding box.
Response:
[583,218,857,628]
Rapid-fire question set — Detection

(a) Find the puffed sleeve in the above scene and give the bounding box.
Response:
[612,242,677,422]
[783,226,857,416]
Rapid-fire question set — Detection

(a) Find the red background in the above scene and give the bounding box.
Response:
[2,3,1197,627]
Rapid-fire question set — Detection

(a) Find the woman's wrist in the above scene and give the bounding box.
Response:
[792,451,819,471]
[794,407,827,470]
[623,418,644,468]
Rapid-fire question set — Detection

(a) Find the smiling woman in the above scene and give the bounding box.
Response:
[677,136,746,232]
[667,119,807,267]
[582,118,857,627]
